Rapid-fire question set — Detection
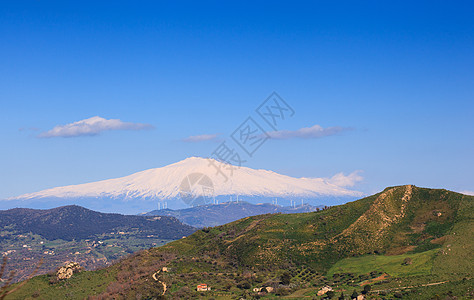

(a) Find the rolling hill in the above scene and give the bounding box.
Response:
[0,205,196,241]
[4,185,473,299]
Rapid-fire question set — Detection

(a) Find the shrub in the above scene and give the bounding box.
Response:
[237,281,251,289]
[402,257,413,265]
[275,287,290,296]
[280,271,291,285]
[362,284,371,294]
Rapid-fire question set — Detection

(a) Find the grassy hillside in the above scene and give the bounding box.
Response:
[327,248,438,277]
[4,185,473,299]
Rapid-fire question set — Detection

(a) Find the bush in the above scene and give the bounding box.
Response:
[236,281,251,289]
[280,271,291,285]
[362,284,371,294]
[394,292,403,298]
[326,290,335,298]
[48,275,59,285]
[275,287,290,296]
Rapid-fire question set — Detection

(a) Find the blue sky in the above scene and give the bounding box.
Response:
[1,1,473,199]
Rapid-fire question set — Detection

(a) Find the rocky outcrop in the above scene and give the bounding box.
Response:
[317,285,333,296]
[56,262,82,280]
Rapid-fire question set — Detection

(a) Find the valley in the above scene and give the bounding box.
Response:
[0,206,196,283]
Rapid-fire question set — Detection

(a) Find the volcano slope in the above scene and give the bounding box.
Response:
[5,185,473,299]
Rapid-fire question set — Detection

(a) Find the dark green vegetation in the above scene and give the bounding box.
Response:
[0,206,196,282]
[145,201,323,228]
[5,186,474,299]
[0,205,195,241]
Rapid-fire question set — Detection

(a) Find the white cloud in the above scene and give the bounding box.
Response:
[459,190,474,196]
[183,134,220,142]
[327,171,364,187]
[38,116,153,138]
[267,124,351,140]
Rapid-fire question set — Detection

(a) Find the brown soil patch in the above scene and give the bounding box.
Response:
[360,273,390,286]
[410,223,426,233]
[430,236,448,244]
[335,185,413,246]
[385,245,416,255]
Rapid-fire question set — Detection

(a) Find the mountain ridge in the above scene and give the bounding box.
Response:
[7,157,363,213]
[0,205,196,241]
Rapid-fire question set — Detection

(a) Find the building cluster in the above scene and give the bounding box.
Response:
[196,283,211,291]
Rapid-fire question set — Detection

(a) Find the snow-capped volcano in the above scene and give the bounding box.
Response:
[7,157,363,213]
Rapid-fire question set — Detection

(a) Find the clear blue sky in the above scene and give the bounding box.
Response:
[1,1,473,199]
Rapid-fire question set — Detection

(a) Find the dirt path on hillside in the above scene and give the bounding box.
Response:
[360,273,389,286]
[152,269,167,295]
[371,280,449,294]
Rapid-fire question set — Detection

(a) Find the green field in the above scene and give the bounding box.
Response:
[328,249,438,277]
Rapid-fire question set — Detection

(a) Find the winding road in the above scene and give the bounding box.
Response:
[152,269,167,295]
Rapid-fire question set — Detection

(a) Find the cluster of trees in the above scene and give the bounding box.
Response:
[315,205,332,212]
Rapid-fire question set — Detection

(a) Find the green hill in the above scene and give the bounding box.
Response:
[4,185,473,299]
[0,205,196,241]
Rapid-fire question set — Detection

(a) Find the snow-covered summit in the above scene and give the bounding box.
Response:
[11,157,363,202]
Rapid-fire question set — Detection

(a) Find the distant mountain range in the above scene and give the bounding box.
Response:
[144,201,325,227]
[0,205,196,282]
[4,157,363,214]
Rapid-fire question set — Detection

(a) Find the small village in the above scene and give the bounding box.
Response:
[0,230,172,283]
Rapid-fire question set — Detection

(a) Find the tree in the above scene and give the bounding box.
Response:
[275,287,290,296]
[237,281,251,289]
[326,290,335,298]
[362,284,371,294]
[339,291,345,300]
[280,271,291,285]
[351,289,358,299]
